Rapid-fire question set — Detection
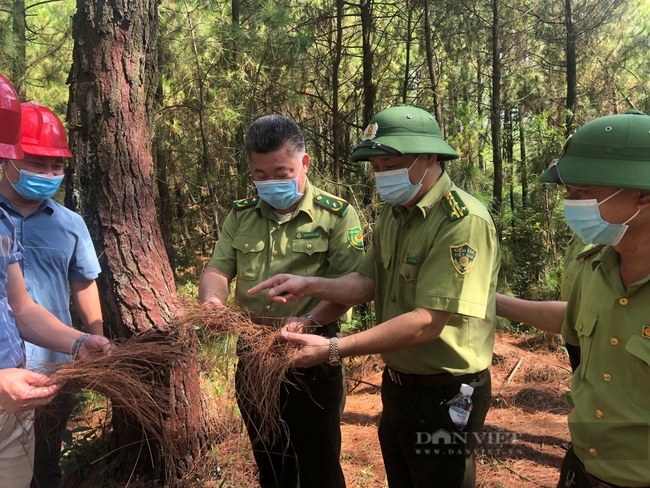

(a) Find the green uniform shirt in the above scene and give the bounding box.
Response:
[565,246,650,486]
[207,180,364,321]
[561,235,605,347]
[357,172,500,375]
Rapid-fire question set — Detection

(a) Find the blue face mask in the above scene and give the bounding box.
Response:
[9,161,64,201]
[253,165,304,210]
[373,155,427,205]
[563,189,640,246]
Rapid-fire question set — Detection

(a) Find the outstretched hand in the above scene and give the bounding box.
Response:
[0,368,61,413]
[282,330,330,368]
[247,274,308,304]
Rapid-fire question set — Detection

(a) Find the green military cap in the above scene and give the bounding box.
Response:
[351,105,460,162]
[539,110,650,190]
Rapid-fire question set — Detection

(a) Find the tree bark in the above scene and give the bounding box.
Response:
[490,0,503,217]
[10,0,26,100]
[360,0,375,127]
[332,0,344,193]
[402,0,412,104]
[423,0,442,128]
[66,0,209,481]
[565,0,577,137]
[518,107,527,208]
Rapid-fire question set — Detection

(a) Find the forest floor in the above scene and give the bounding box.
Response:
[210,331,573,488]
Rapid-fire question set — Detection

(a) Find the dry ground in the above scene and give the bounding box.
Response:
[214,331,573,487]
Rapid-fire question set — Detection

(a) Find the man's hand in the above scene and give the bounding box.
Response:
[282,330,330,368]
[77,334,114,359]
[0,368,61,414]
[247,274,308,303]
[202,296,227,309]
[282,316,312,334]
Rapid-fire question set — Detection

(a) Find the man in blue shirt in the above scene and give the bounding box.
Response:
[0,102,103,488]
[0,72,110,488]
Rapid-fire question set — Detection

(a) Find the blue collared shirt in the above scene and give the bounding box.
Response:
[0,197,101,370]
[0,208,24,369]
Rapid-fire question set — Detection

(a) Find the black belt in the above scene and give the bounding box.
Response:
[386,366,487,388]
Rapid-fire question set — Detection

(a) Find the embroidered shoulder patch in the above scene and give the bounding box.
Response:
[233,195,260,210]
[450,243,477,275]
[314,194,349,216]
[347,226,364,250]
[575,243,606,261]
[441,191,469,222]
[642,325,650,339]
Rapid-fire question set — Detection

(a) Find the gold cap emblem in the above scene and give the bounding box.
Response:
[362,122,379,141]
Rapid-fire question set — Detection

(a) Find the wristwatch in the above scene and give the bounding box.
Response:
[327,337,342,366]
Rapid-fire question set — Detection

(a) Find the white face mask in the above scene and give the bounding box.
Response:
[563,189,641,246]
[373,156,427,204]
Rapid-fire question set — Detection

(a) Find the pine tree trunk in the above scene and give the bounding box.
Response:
[565,0,577,137]
[490,0,503,217]
[66,0,209,482]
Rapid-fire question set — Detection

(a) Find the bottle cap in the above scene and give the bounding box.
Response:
[460,383,474,396]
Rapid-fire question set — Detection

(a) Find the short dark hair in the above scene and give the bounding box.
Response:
[244,115,306,159]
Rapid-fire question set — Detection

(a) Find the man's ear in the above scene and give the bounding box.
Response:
[423,154,438,167]
[301,153,310,171]
[637,190,650,210]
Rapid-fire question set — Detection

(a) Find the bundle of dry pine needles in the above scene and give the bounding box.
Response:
[45,305,299,447]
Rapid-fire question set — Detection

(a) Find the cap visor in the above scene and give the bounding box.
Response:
[539,156,650,191]
[351,134,459,162]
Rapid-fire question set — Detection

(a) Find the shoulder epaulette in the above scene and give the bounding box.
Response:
[314,194,349,216]
[575,243,606,261]
[232,195,260,210]
[441,190,469,222]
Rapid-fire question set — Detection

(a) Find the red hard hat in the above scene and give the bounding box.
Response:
[19,103,72,158]
[0,73,24,160]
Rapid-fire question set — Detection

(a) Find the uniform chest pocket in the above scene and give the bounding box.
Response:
[625,335,650,410]
[232,236,265,281]
[398,261,420,309]
[292,238,329,275]
[576,308,598,379]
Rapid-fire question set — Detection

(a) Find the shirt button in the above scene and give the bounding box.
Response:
[603,374,612,382]
[307,244,312,250]
[273,251,278,256]
[618,297,629,306]
[391,296,397,303]
[610,337,619,346]
[588,448,598,457]
[405,273,411,279]
[579,324,584,331]
[277,225,282,230]
[595,410,604,419]
[266,305,271,311]
[404,223,411,229]
[244,243,250,249]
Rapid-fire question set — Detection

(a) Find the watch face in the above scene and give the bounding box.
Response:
[327,358,342,367]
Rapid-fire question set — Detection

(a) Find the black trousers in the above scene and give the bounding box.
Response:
[236,357,346,488]
[566,343,581,373]
[378,368,492,488]
[557,447,650,488]
[31,392,75,488]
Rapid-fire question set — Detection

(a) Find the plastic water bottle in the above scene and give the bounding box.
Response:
[448,383,474,430]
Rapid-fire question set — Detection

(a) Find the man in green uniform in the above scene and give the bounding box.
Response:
[500,109,650,487]
[497,233,604,372]
[198,114,363,488]
[249,105,501,488]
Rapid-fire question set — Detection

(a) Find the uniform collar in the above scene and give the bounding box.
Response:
[391,171,454,219]
[0,194,55,217]
[255,179,315,222]
[592,245,650,290]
